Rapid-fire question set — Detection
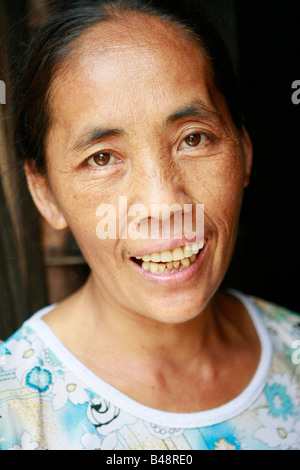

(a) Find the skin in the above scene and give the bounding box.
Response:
[25,14,258,412]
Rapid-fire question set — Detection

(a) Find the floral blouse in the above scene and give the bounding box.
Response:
[0,290,300,450]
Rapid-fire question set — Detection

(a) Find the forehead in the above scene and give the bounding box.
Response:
[65,12,209,72]
[47,14,225,141]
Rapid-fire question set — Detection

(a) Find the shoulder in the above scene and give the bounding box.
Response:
[250,295,300,327]
[0,308,62,398]
[0,304,56,370]
[248,295,300,365]
[0,316,46,372]
[0,309,91,450]
[239,296,300,449]
[0,318,51,410]
[241,296,300,394]
[0,313,56,449]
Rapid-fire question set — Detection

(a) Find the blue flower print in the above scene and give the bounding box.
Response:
[26,366,53,393]
[265,383,293,420]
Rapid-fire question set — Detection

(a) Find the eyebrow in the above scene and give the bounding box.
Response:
[72,99,220,151]
[73,128,125,151]
[166,100,220,125]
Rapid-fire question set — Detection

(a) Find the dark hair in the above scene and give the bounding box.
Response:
[14,0,243,173]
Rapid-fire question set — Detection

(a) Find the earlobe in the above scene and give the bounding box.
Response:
[24,161,68,230]
[241,126,253,188]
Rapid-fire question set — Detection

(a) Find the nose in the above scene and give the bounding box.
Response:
[133,150,192,204]
[128,155,198,240]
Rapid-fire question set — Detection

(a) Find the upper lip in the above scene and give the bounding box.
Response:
[129,236,205,258]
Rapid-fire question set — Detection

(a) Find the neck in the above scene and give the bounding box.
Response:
[68,275,230,369]
[42,276,261,412]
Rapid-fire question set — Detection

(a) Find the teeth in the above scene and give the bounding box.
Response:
[184,241,205,255]
[160,250,173,262]
[137,240,205,273]
[172,247,185,261]
[140,244,202,273]
[158,264,166,273]
[181,258,190,268]
[139,241,205,263]
[150,252,161,262]
[149,262,159,274]
[191,243,201,254]
[183,245,194,257]
[195,239,205,249]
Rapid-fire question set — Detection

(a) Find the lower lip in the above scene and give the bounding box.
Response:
[130,242,208,286]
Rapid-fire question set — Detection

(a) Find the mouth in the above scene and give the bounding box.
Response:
[130,240,206,275]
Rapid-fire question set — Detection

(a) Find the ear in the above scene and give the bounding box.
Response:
[24,161,68,230]
[241,126,253,188]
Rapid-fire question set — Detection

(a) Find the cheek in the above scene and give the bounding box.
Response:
[49,176,125,270]
[47,179,99,249]
[186,154,245,225]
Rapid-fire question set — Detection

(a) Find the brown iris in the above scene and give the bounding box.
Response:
[184,134,201,146]
[93,153,111,166]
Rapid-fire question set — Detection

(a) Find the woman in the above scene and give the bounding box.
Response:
[0,0,299,450]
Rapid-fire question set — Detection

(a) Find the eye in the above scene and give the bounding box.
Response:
[179,133,209,150]
[86,152,119,168]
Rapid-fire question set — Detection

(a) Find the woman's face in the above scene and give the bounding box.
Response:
[28,15,252,323]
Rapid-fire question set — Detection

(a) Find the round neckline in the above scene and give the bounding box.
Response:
[26,289,272,428]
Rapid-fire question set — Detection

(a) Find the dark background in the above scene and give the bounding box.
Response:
[222,0,300,313]
[196,0,300,313]
[0,0,299,338]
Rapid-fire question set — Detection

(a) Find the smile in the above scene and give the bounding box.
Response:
[131,240,206,276]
